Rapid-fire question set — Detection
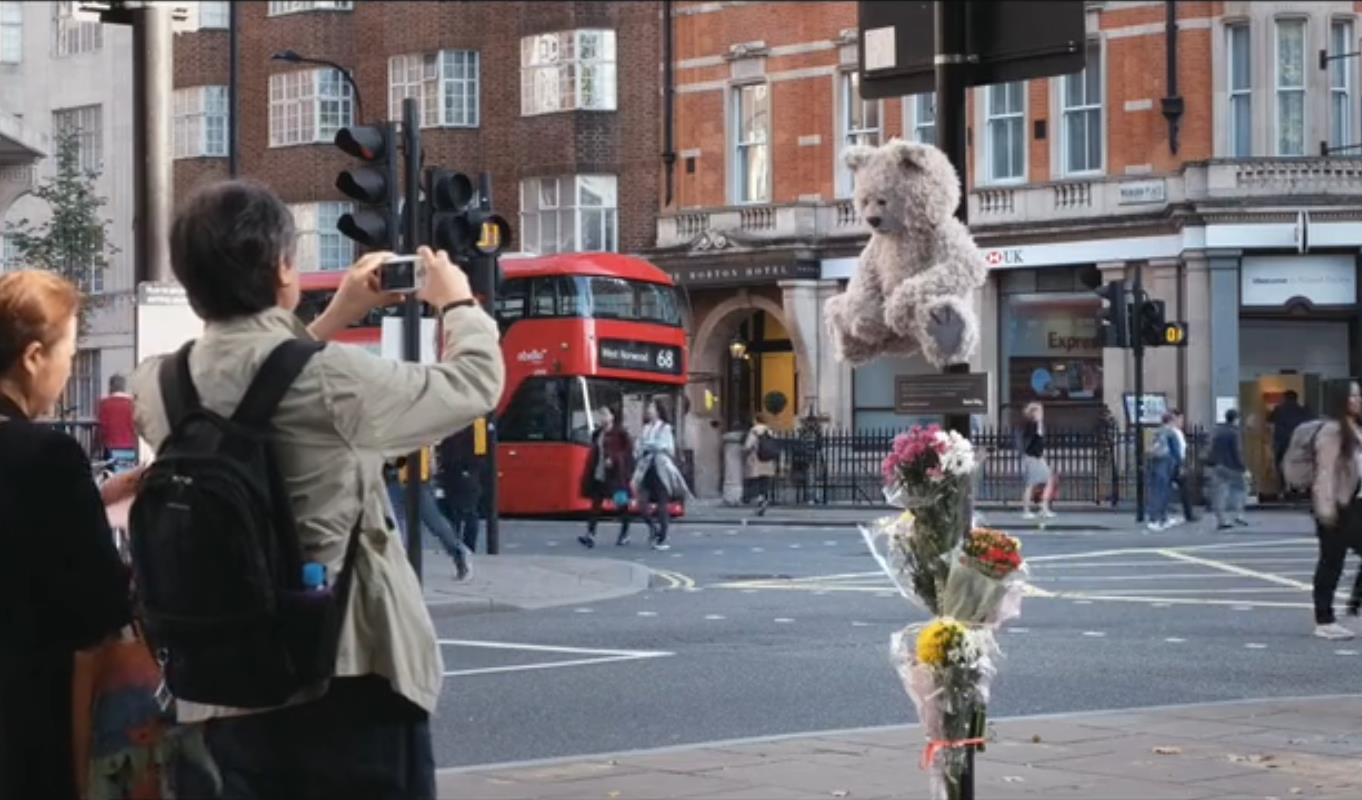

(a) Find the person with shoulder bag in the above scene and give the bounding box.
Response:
[632,398,689,551]
[0,271,139,800]
[1309,381,1362,641]
[578,406,636,548]
[743,415,778,516]
[127,181,505,798]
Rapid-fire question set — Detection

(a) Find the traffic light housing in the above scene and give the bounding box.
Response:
[335,124,399,251]
[1138,298,1167,347]
[427,169,511,261]
[1095,281,1129,348]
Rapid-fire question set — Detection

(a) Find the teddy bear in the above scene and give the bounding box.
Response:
[823,139,987,369]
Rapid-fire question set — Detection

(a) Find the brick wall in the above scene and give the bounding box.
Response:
[170,1,662,253]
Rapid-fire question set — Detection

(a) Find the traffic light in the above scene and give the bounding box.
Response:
[1162,321,1188,347]
[427,169,511,261]
[335,124,399,250]
[1095,281,1129,348]
[1138,298,1167,347]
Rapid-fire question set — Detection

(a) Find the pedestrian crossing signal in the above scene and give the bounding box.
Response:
[1163,323,1187,346]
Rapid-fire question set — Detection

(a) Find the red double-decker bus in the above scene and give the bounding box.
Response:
[295,253,689,517]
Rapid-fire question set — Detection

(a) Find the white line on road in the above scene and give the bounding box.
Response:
[637,611,658,617]
[1165,637,1186,643]
[774,618,795,624]
[439,639,670,657]
[851,621,870,627]
[1245,643,1268,649]
[443,653,670,677]
[1157,549,1313,590]
[1007,627,1029,634]
[574,608,594,614]
[1337,650,1358,656]
[705,614,726,621]
[1082,631,1106,637]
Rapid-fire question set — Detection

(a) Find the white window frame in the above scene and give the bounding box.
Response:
[52,104,102,174]
[53,1,100,57]
[518,175,619,256]
[0,2,21,65]
[985,82,1026,184]
[388,50,480,128]
[64,349,100,418]
[267,1,353,16]
[1329,18,1354,152]
[198,1,229,30]
[1227,21,1252,158]
[173,86,229,159]
[731,82,771,204]
[836,71,881,197]
[913,93,936,145]
[1060,40,1104,176]
[520,29,617,116]
[268,68,354,148]
[0,232,19,272]
[1274,17,1307,157]
[289,201,354,272]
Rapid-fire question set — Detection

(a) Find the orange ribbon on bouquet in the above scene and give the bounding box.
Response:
[920,737,987,770]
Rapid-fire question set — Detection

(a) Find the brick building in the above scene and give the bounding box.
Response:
[652,0,1362,499]
[171,0,663,271]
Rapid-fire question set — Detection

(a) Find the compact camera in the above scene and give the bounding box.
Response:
[379,255,421,293]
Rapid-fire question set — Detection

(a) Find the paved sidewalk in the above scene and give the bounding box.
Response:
[438,694,1362,799]
[422,554,653,618]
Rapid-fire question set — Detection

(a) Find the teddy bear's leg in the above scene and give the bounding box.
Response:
[827,285,891,349]
[825,294,883,365]
[912,295,979,368]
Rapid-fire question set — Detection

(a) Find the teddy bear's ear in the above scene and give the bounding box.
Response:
[842,145,875,172]
[886,139,922,172]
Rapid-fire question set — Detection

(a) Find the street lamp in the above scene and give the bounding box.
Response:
[271,49,364,122]
[728,338,748,360]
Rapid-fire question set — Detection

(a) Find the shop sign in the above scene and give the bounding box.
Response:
[598,339,684,376]
[984,248,1024,268]
[1118,179,1167,205]
[670,261,820,288]
[894,373,989,415]
[1240,255,1356,308]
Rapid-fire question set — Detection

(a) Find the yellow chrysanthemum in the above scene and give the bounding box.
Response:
[916,618,965,666]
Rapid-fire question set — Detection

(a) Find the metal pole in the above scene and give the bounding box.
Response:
[228,0,239,177]
[130,4,173,283]
[934,3,977,798]
[399,101,422,579]
[1133,263,1147,523]
[476,172,501,556]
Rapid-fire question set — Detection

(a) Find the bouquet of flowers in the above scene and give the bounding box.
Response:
[892,619,997,800]
[941,528,1028,626]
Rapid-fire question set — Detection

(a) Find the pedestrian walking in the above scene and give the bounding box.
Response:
[1309,381,1362,640]
[632,397,689,551]
[0,270,138,800]
[387,447,472,580]
[1018,402,1056,519]
[1167,409,1198,525]
[128,181,505,798]
[1208,409,1250,530]
[96,374,138,466]
[743,414,777,516]
[438,427,484,553]
[579,406,635,548]
[1270,390,1314,497]
[1145,412,1180,531]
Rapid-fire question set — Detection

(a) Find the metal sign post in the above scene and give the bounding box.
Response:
[475,172,501,556]
[401,97,423,580]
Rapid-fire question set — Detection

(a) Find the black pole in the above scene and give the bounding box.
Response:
[475,172,501,556]
[227,0,239,177]
[1133,262,1146,523]
[400,100,422,579]
[934,3,977,798]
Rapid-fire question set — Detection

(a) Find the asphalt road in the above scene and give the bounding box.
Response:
[431,512,1357,770]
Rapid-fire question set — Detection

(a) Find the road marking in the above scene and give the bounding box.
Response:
[1336,649,1358,656]
[1082,631,1106,637]
[1245,643,1268,649]
[547,541,559,547]
[712,550,726,555]
[1042,591,1311,609]
[574,608,594,614]
[438,639,673,677]
[851,621,870,627]
[1074,600,1093,605]
[1165,637,1186,643]
[751,547,765,553]
[1157,549,1313,590]
[741,589,758,594]
[637,611,658,617]
[1232,605,1253,611]
[1082,586,1305,596]
[1006,627,1029,634]
[705,614,726,621]
[825,540,838,546]
[774,617,795,624]
[790,544,802,549]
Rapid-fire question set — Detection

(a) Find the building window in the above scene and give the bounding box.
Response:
[289,202,354,272]
[198,1,229,29]
[838,72,881,196]
[1061,41,1103,174]
[520,29,616,115]
[52,105,102,173]
[1228,22,1251,157]
[732,82,770,204]
[986,82,1025,182]
[64,349,100,419]
[914,93,936,145]
[519,175,618,255]
[0,2,21,64]
[0,232,19,271]
[1275,18,1307,156]
[388,50,479,128]
[267,1,352,15]
[1330,19,1354,152]
[269,68,354,147]
[173,86,228,159]
[53,1,101,57]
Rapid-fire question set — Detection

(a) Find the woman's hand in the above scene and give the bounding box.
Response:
[307,251,405,340]
[99,466,145,506]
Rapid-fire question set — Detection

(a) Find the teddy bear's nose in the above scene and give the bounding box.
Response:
[865,215,883,229]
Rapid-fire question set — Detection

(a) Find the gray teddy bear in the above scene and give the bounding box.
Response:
[824,139,987,368]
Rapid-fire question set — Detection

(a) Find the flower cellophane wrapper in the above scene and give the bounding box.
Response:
[891,625,999,800]
[940,560,1028,626]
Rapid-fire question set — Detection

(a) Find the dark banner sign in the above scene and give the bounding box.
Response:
[894,373,990,416]
[598,339,684,376]
[669,261,820,289]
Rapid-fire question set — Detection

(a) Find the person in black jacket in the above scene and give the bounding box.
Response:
[438,426,484,553]
[1209,409,1250,530]
[0,270,135,800]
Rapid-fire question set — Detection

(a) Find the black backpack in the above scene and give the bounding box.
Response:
[129,339,361,709]
[756,430,781,462]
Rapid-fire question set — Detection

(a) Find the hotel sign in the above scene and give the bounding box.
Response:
[670,261,820,288]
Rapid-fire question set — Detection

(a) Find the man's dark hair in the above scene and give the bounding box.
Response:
[1285,390,1299,403]
[1225,409,1239,424]
[170,180,296,321]
[109,374,125,393]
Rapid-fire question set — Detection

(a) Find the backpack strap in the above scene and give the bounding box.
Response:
[158,341,201,429]
[232,339,326,428]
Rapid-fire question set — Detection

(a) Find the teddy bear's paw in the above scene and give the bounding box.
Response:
[848,312,892,345]
[918,298,978,368]
[883,285,920,339]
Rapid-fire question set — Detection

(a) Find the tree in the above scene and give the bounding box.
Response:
[4,127,118,333]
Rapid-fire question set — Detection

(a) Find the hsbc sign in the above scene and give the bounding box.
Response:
[984,248,1024,268]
